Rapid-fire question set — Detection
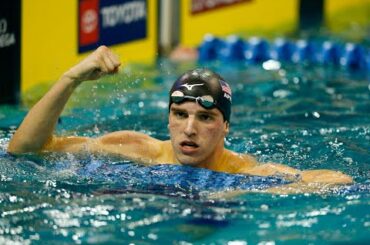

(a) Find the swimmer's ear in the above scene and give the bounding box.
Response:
[224,122,230,135]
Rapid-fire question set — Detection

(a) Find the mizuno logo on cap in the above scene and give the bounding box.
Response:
[181,83,204,90]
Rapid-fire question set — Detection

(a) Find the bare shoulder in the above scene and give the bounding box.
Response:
[221,150,258,173]
[93,130,167,162]
[97,130,161,145]
[96,130,165,153]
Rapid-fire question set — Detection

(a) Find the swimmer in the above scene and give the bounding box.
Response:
[8,46,353,193]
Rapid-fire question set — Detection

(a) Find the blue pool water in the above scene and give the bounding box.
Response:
[0,59,369,244]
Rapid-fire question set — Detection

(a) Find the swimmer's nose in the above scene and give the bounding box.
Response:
[184,117,197,136]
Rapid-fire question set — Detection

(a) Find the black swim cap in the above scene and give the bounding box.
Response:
[169,68,232,122]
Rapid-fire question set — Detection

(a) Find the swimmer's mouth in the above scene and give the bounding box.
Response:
[180,141,199,148]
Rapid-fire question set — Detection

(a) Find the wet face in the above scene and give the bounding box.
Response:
[168,102,229,167]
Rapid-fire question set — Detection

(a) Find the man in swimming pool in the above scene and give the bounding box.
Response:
[8,46,352,192]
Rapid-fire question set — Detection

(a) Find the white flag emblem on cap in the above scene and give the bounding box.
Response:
[181,83,204,90]
[221,81,232,95]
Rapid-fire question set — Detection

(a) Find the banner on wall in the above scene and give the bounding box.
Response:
[78,0,147,53]
[191,0,252,14]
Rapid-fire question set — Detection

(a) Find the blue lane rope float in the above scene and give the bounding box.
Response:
[293,39,320,63]
[245,37,271,63]
[218,35,246,62]
[320,41,343,66]
[271,38,296,62]
[197,34,224,62]
[340,43,369,70]
[197,34,370,72]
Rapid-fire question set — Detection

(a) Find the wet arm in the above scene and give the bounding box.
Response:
[8,76,82,153]
[263,169,354,195]
[214,162,353,196]
[240,162,353,184]
[8,46,120,154]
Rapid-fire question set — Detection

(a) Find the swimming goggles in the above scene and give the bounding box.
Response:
[170,90,216,109]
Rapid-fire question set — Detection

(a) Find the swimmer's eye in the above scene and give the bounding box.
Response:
[198,113,214,122]
[173,110,188,119]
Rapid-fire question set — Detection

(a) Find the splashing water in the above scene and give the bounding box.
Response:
[0,61,369,244]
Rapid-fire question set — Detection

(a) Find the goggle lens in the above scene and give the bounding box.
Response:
[171,91,215,109]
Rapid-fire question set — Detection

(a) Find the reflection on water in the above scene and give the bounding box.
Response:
[0,61,369,244]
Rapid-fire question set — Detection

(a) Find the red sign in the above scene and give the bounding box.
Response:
[79,0,99,46]
[191,0,252,14]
